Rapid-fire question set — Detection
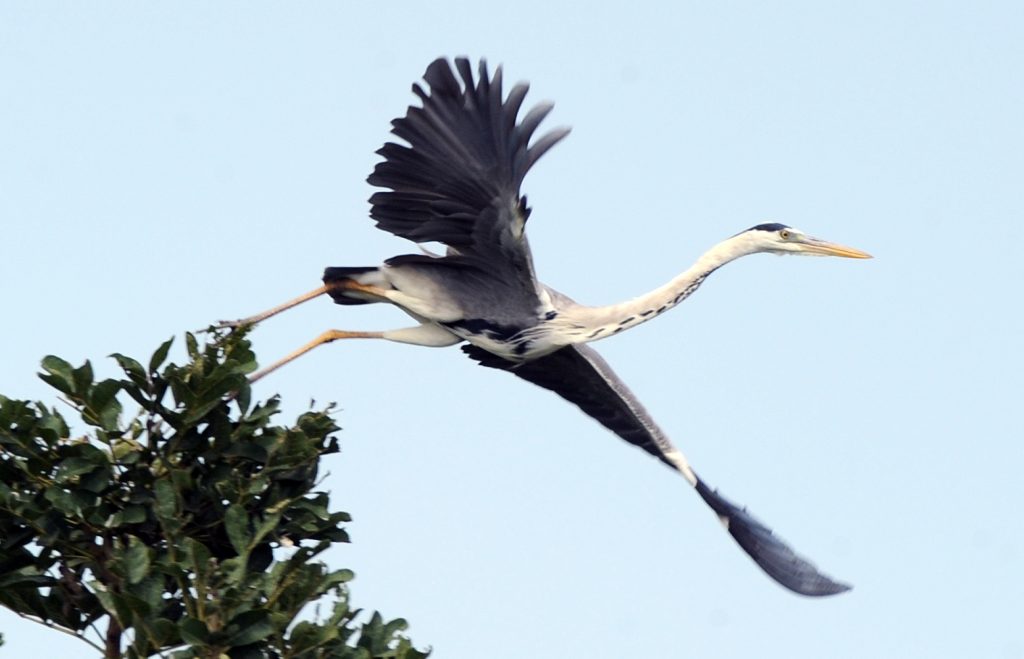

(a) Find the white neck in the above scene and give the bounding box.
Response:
[558,233,762,343]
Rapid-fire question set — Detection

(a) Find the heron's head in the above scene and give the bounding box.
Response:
[739,223,872,259]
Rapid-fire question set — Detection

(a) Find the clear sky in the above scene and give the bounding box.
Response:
[2,2,1022,657]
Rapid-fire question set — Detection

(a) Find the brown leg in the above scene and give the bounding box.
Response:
[216,285,330,329]
[217,280,391,329]
[248,329,385,384]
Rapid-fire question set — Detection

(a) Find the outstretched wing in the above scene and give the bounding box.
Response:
[369,57,569,324]
[463,343,851,597]
[463,342,682,469]
[368,57,569,275]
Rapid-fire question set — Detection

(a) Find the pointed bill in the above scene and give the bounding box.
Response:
[800,237,873,259]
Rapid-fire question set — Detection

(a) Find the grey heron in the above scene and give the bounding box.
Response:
[226,57,870,597]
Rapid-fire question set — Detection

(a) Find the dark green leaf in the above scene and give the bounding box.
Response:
[149,337,174,373]
[383,617,410,641]
[250,511,282,547]
[72,360,94,395]
[180,396,229,427]
[92,587,119,621]
[225,504,250,555]
[36,404,70,441]
[133,573,164,612]
[110,352,147,386]
[0,571,55,589]
[178,617,210,645]
[151,476,176,521]
[185,538,211,576]
[332,568,355,585]
[234,384,251,415]
[38,355,75,395]
[121,382,152,408]
[92,587,133,627]
[223,441,268,462]
[44,486,77,515]
[87,379,123,431]
[78,464,111,492]
[55,456,100,481]
[224,610,274,646]
[288,621,334,652]
[121,505,147,525]
[118,536,151,584]
[136,617,178,649]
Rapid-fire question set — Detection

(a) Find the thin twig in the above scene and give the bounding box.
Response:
[12,610,105,653]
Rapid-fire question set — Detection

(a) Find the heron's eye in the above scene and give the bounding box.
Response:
[779,229,791,240]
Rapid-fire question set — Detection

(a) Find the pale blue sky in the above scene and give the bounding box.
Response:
[2,2,1022,657]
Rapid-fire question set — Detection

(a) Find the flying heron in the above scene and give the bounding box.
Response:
[224,57,870,596]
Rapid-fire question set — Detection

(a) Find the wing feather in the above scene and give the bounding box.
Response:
[369,57,570,323]
[465,343,680,469]
[368,57,568,257]
[463,343,851,597]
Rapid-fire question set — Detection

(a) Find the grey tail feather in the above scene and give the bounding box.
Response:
[322,266,378,305]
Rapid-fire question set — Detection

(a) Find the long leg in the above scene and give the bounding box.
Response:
[217,280,390,328]
[249,329,384,383]
[249,322,461,383]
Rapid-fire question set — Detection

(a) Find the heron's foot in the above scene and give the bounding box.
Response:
[213,317,256,331]
[206,285,334,334]
[195,320,250,335]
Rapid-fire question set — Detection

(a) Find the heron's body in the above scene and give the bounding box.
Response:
[331,264,565,360]
[326,223,795,361]
[232,57,871,597]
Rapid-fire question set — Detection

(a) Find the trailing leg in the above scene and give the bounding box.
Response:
[216,285,332,329]
[249,322,461,383]
[217,271,392,329]
[249,329,384,383]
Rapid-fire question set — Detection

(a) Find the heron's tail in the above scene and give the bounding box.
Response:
[322,266,387,305]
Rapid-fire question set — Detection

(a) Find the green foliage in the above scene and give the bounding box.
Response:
[0,330,428,658]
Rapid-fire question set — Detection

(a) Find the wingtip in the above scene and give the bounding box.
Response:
[693,475,852,597]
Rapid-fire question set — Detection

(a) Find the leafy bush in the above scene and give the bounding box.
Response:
[0,330,427,658]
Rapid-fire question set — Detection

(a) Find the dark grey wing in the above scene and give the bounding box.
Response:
[368,57,569,319]
[463,343,851,597]
[692,480,851,596]
[464,341,680,469]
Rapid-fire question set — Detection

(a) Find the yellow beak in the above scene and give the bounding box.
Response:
[800,238,873,259]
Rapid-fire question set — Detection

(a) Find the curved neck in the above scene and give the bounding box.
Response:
[562,233,759,343]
